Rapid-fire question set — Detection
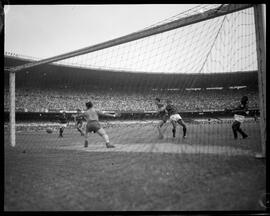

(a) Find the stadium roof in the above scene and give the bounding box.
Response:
[4,56,258,90]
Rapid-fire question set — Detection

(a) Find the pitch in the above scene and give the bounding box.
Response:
[4,119,265,211]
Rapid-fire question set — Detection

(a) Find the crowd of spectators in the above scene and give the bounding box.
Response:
[4,87,259,112]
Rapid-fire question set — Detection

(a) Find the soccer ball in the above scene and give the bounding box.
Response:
[46,128,53,134]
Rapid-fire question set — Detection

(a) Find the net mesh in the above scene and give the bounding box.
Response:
[4,5,265,211]
[4,5,261,150]
[51,6,257,74]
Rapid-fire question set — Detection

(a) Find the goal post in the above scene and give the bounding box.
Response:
[253,4,266,158]
[6,4,265,155]
[9,71,16,147]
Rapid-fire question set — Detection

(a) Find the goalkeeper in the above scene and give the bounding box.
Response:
[78,101,118,148]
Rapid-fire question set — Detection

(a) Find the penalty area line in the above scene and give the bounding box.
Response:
[61,143,253,156]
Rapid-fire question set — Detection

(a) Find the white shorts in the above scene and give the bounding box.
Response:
[170,114,182,122]
[60,123,67,128]
[234,114,245,123]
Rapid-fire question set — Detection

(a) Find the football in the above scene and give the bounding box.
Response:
[46,128,53,134]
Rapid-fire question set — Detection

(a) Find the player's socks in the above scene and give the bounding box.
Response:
[106,143,115,148]
[183,127,187,138]
[84,140,88,148]
[242,134,248,139]
[172,128,176,138]
[59,128,64,137]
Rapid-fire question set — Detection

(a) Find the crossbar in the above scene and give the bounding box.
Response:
[9,4,253,72]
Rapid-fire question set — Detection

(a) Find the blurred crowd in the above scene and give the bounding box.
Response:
[4,87,259,112]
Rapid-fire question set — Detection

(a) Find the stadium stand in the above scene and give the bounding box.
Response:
[4,56,259,113]
[4,87,259,112]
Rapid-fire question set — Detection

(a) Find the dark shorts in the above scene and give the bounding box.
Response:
[76,121,83,128]
[86,121,101,133]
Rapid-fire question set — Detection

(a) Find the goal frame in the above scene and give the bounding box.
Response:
[7,4,266,157]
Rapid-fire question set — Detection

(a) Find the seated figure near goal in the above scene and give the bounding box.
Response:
[58,111,68,138]
[160,99,187,139]
[79,101,117,148]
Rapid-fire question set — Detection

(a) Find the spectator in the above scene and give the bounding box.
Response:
[4,87,259,112]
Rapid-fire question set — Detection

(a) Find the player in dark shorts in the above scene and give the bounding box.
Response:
[225,96,249,139]
[79,101,118,148]
[58,111,68,138]
[73,109,84,136]
[155,98,173,139]
[160,99,187,139]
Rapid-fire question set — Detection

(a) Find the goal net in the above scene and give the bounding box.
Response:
[4,4,265,157]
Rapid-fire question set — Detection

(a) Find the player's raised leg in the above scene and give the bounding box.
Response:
[232,121,247,139]
[157,120,165,139]
[96,128,115,148]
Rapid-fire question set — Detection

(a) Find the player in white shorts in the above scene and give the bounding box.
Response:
[225,96,249,139]
[160,99,187,139]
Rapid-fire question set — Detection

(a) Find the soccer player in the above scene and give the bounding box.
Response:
[154,98,171,139]
[80,101,117,148]
[226,96,249,139]
[160,99,187,139]
[58,111,68,138]
[73,109,84,136]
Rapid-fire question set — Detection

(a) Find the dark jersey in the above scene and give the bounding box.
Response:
[233,103,248,116]
[157,103,166,116]
[59,114,68,124]
[75,115,84,123]
[166,104,178,116]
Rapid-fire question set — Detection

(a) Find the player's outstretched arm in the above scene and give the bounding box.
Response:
[104,113,116,118]
[224,106,249,115]
[97,110,118,118]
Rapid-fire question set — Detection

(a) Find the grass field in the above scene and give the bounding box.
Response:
[4,119,266,211]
